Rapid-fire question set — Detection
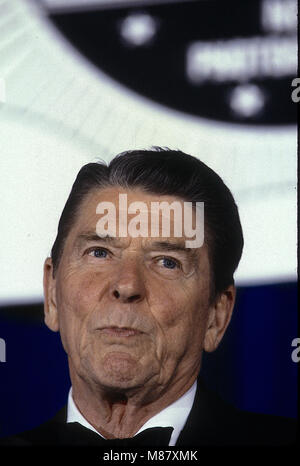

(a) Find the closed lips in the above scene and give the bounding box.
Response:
[98,327,143,336]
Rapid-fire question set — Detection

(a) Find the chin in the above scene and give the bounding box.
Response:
[91,352,146,389]
[93,370,148,395]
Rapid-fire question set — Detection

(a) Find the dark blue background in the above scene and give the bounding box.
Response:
[0,281,297,438]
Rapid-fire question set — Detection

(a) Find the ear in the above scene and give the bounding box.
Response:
[203,285,236,352]
[43,257,59,332]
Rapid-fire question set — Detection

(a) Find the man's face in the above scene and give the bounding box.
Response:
[44,187,233,398]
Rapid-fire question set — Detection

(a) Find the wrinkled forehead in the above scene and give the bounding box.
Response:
[75,186,189,218]
[67,186,205,249]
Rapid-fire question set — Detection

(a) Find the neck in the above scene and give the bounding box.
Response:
[69,367,198,439]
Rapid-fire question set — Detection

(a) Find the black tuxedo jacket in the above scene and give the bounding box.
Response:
[0,378,297,447]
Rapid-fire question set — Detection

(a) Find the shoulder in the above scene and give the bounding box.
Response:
[0,406,67,446]
[227,407,297,445]
[178,380,297,446]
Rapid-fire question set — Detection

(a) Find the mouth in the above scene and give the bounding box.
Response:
[98,326,143,337]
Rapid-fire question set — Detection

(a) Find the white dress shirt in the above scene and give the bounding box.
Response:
[67,382,197,446]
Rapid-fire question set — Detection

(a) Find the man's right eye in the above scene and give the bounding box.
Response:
[87,248,109,258]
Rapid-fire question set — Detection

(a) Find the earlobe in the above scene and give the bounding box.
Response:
[203,285,236,353]
[43,257,59,332]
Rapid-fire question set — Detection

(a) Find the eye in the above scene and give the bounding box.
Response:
[87,247,109,258]
[159,257,180,269]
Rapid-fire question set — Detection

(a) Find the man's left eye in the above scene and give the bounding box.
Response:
[160,257,179,269]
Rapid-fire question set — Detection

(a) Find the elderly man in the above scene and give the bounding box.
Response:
[1,148,296,447]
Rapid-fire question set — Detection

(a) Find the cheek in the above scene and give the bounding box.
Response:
[57,268,104,313]
[55,271,104,353]
[149,278,208,340]
[147,280,179,324]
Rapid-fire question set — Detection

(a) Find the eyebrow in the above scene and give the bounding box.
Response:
[75,232,123,248]
[74,233,199,257]
[146,241,192,253]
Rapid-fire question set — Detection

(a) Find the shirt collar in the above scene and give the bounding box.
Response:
[67,381,197,446]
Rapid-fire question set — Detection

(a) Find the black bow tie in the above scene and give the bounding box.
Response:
[59,422,173,446]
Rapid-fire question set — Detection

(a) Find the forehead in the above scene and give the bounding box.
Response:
[62,186,206,257]
[61,186,210,275]
[73,186,188,229]
[79,186,185,212]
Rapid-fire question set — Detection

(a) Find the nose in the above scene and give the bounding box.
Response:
[109,258,146,304]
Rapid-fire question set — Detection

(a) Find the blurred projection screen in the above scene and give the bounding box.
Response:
[0,0,297,304]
